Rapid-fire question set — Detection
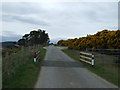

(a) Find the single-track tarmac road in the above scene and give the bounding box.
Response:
[35,45,118,88]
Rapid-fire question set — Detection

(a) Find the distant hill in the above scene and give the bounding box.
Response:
[1,41,19,50]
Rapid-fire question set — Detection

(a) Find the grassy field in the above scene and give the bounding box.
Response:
[2,46,46,88]
[62,49,120,87]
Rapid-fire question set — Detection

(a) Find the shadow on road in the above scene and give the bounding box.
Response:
[40,60,84,68]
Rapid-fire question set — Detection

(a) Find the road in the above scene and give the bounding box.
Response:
[35,45,118,88]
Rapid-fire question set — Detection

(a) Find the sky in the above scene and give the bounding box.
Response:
[0,1,118,43]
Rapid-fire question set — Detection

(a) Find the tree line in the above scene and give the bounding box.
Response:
[18,29,50,46]
[57,30,120,50]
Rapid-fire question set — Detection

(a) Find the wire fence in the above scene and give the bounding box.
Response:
[85,48,120,87]
[86,48,120,57]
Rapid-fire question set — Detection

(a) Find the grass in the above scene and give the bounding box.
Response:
[40,48,47,60]
[3,47,46,88]
[62,49,120,87]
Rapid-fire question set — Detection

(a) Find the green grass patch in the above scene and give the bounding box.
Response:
[62,48,119,87]
[62,49,80,61]
[40,48,47,60]
[3,48,46,88]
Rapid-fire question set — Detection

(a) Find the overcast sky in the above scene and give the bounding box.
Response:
[1,1,118,43]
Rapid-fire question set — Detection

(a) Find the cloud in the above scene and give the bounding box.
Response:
[2,2,45,15]
[1,30,22,42]
[2,35,22,42]
[2,2,49,26]
[2,30,21,36]
[2,14,49,26]
[1,2,118,42]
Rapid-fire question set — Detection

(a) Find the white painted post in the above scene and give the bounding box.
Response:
[34,58,36,62]
[34,52,36,63]
[92,54,94,66]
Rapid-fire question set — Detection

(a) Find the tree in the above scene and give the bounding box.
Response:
[18,39,26,46]
[18,29,50,46]
[57,30,120,50]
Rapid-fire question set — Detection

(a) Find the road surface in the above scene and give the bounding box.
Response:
[35,45,118,88]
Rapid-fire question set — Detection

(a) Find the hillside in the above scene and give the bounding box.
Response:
[57,30,120,50]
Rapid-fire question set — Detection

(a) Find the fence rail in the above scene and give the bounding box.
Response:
[86,48,120,57]
[34,50,40,62]
[86,48,120,51]
[36,51,40,59]
[80,52,94,66]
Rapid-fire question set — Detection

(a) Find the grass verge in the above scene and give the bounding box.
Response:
[3,48,46,88]
[62,49,119,87]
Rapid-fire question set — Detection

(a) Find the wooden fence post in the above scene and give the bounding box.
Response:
[80,52,95,66]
